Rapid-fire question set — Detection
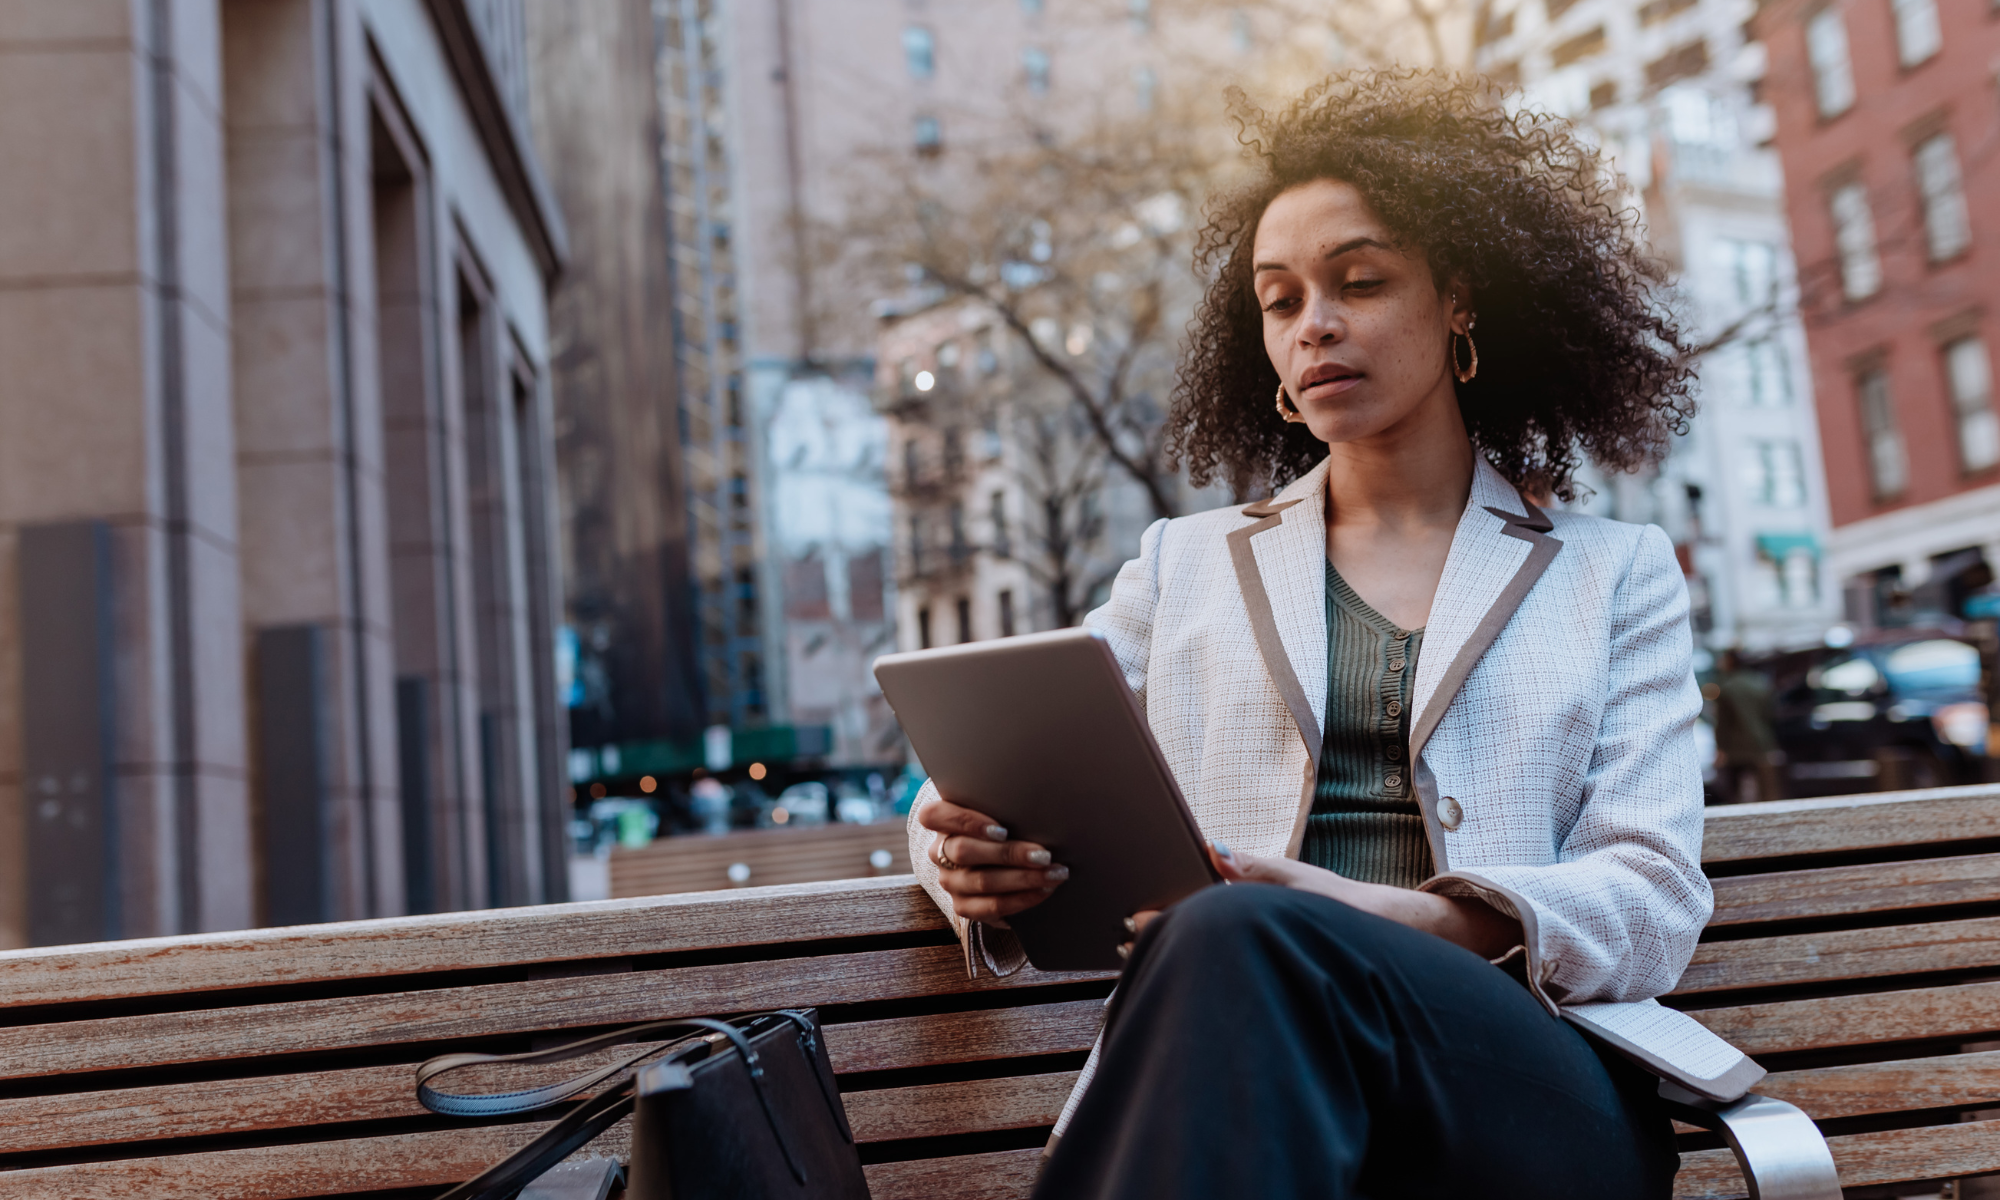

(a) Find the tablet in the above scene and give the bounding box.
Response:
[874,627,1219,971]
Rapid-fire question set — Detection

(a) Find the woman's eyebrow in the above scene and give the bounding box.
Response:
[1253,237,1394,274]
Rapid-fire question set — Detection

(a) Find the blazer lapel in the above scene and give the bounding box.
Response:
[1228,462,1329,858]
[1409,458,1563,760]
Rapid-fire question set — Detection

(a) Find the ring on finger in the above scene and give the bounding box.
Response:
[932,841,961,871]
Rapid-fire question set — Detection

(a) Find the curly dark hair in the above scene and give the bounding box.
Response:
[1169,70,1696,502]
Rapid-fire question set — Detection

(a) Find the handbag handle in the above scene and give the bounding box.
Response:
[418,1014,812,1196]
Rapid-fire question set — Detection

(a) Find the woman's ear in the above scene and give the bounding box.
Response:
[1445,279,1475,335]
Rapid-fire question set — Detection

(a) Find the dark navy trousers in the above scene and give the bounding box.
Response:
[1035,883,1679,1200]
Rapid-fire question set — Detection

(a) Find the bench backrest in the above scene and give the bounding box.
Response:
[2,784,1998,1199]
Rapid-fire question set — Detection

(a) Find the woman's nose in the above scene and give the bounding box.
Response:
[1297,293,1345,344]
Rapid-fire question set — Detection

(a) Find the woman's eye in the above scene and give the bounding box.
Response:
[1261,296,1299,313]
[1344,278,1385,292]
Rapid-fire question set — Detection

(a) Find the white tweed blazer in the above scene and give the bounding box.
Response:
[908,455,1762,1102]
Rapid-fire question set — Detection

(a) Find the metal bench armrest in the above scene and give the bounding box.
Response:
[1659,1082,1839,1200]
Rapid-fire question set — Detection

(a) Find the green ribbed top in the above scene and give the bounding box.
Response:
[1299,563,1435,889]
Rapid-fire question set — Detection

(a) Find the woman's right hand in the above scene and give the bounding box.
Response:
[916,796,1068,927]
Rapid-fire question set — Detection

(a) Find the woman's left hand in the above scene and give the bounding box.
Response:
[1118,842,1522,961]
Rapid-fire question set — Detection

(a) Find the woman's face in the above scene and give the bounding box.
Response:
[1251,179,1468,446]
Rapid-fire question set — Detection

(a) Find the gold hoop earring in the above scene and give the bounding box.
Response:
[1274,383,1306,423]
[1452,326,1479,384]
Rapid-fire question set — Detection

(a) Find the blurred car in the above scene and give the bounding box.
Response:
[1762,634,1989,797]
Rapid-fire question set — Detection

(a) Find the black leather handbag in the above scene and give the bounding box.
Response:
[417,1010,870,1200]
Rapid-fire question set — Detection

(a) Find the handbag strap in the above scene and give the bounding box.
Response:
[418,1014,814,1193]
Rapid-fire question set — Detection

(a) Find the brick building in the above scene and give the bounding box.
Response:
[1753,0,2000,625]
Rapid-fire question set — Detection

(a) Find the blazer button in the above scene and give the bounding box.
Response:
[1438,796,1463,830]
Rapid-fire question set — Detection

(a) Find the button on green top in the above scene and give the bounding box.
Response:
[1301,562,1433,889]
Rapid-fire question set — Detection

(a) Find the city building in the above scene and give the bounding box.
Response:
[0,0,569,947]
[1752,0,2000,628]
[1478,0,1840,654]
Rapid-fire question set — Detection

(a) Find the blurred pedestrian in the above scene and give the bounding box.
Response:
[1712,648,1782,805]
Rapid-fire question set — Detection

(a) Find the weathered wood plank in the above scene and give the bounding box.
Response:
[611,821,914,898]
[826,999,1104,1074]
[0,946,1112,1083]
[1700,786,2000,865]
[1674,915,2000,995]
[1674,1118,2000,1199]
[0,876,942,1010]
[1707,853,2000,927]
[0,1120,633,1200]
[1750,1050,2000,1122]
[0,1002,1104,1155]
[1689,979,2000,1056]
[864,1148,1044,1200]
[844,1072,1078,1143]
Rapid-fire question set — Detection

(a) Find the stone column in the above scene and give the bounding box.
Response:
[0,0,252,945]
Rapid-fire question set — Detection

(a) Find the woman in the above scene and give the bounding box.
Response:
[908,72,1729,1198]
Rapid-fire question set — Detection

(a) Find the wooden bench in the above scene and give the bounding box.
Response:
[6,783,2000,1198]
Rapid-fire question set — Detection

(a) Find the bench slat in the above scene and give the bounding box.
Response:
[1752,1050,2000,1122]
[1674,915,2000,995]
[0,947,1110,1084]
[0,1003,1102,1156]
[1691,979,2000,1056]
[1708,853,2000,927]
[845,1071,1077,1143]
[1674,1117,2000,1199]
[1700,787,2000,865]
[0,1120,632,1200]
[827,999,1103,1074]
[0,877,941,1010]
[863,1148,1044,1200]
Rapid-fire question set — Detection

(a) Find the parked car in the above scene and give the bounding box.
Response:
[1759,634,1989,797]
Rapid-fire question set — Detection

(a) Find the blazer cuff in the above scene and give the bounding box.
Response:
[1421,871,1559,1017]
[967,921,1028,978]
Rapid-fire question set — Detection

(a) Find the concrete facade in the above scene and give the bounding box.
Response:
[1753,0,2000,625]
[0,0,567,947]
[1480,0,1840,654]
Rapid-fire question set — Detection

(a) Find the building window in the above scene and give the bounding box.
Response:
[918,606,933,649]
[1744,440,1807,507]
[1718,237,1778,308]
[1829,182,1882,301]
[1891,0,1941,67]
[949,503,968,564]
[1745,338,1794,407]
[1553,26,1606,68]
[955,597,972,643]
[1945,336,1999,472]
[1857,367,1907,499]
[1023,46,1051,93]
[1644,39,1708,87]
[913,114,942,156]
[903,438,921,488]
[1133,65,1157,111]
[1806,7,1855,118]
[1914,133,1971,262]
[903,26,935,79]
[999,589,1017,637]
[990,490,1012,557]
[908,514,925,574]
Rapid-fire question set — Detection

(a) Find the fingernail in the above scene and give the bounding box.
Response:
[1116,944,1131,960]
[1212,841,1234,859]
[1122,916,1138,935]
[984,824,1009,842]
[1026,848,1052,866]
[1044,865,1070,883]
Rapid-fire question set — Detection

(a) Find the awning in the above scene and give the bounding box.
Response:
[1755,532,1820,561]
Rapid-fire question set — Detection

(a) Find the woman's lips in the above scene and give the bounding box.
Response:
[1300,373,1363,398]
